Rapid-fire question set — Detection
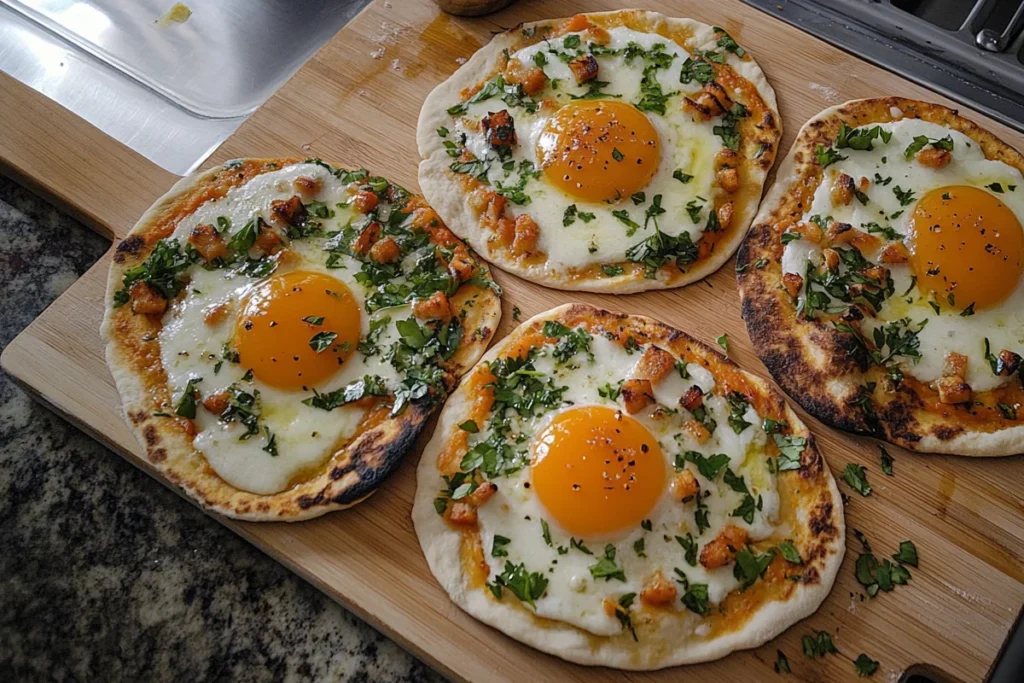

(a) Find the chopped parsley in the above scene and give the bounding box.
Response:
[589,544,626,582]
[488,561,548,607]
[842,463,872,496]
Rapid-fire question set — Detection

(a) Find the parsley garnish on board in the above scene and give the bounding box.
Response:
[774,650,791,674]
[802,630,838,658]
[488,561,548,607]
[854,653,880,677]
[879,446,895,476]
[853,532,917,598]
[842,463,872,496]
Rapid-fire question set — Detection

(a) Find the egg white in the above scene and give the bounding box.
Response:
[158,163,414,495]
[453,26,724,272]
[782,118,1024,391]
[475,333,781,636]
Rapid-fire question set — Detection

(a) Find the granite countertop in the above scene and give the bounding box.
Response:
[0,177,445,682]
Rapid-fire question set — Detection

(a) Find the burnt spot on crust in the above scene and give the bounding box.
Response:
[149,447,167,463]
[876,399,923,446]
[114,235,145,263]
[297,403,432,510]
[128,409,147,425]
[143,424,159,447]
[932,424,965,441]
[799,434,824,477]
[808,501,836,538]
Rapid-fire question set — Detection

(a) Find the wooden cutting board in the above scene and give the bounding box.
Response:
[2,1,1022,681]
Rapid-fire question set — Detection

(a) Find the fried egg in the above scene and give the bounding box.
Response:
[154,162,477,495]
[465,332,781,636]
[783,118,1024,392]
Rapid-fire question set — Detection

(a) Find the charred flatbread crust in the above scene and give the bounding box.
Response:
[417,10,782,292]
[737,97,1024,456]
[412,303,844,669]
[102,158,501,520]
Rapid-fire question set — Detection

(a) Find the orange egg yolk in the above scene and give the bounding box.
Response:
[536,100,661,203]
[233,270,361,390]
[907,185,1023,310]
[530,405,666,538]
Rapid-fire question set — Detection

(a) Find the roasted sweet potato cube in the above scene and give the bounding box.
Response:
[188,223,229,262]
[916,147,951,169]
[936,376,971,404]
[270,195,307,226]
[879,241,909,264]
[997,349,1022,376]
[621,378,655,414]
[464,481,497,508]
[482,109,517,148]
[699,525,748,569]
[671,469,701,502]
[369,236,401,263]
[351,189,379,214]
[680,385,704,412]
[510,214,538,257]
[351,221,382,255]
[129,281,167,315]
[413,291,452,322]
[202,390,230,416]
[640,570,677,607]
[635,346,676,385]
[717,166,739,193]
[568,54,599,83]
[782,272,804,299]
[943,351,968,379]
[830,173,855,207]
[447,244,476,282]
[447,502,478,527]
[682,419,712,444]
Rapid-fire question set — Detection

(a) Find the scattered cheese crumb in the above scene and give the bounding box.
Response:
[455,56,467,65]
[890,106,904,119]
[390,58,402,72]
[808,82,841,104]
[370,46,386,60]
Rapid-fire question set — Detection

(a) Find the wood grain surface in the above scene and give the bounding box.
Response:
[2,1,1023,681]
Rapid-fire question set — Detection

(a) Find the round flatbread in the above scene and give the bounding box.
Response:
[417,10,782,292]
[413,303,843,669]
[103,158,501,520]
[737,97,1024,456]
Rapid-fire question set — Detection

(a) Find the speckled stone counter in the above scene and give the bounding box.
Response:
[0,177,445,682]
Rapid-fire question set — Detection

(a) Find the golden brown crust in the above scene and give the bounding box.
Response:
[737,97,1024,456]
[102,158,502,520]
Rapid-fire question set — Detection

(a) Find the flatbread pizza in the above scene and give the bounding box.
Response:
[102,158,501,520]
[417,10,782,292]
[413,303,844,668]
[737,97,1024,456]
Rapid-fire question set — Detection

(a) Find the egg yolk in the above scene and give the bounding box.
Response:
[536,100,661,203]
[530,405,666,538]
[907,185,1023,310]
[233,270,361,390]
